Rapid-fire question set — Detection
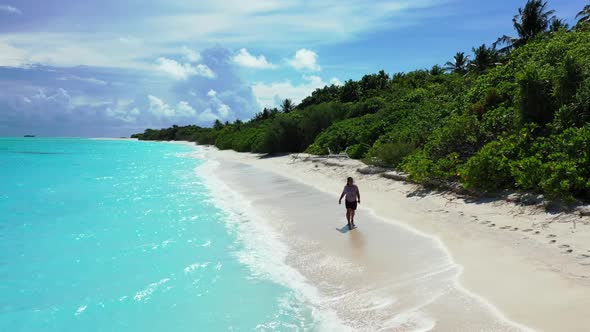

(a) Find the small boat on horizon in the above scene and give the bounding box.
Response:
[24,135,36,137]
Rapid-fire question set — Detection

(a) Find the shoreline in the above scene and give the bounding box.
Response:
[199,154,525,331]
[197,145,590,331]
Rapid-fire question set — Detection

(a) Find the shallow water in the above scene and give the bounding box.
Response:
[0,138,327,331]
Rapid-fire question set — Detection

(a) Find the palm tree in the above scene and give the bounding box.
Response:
[261,107,271,119]
[549,17,569,32]
[494,0,555,52]
[444,52,470,74]
[376,69,389,89]
[514,0,555,39]
[213,119,224,130]
[429,65,445,76]
[469,44,500,73]
[280,98,295,113]
[576,4,590,26]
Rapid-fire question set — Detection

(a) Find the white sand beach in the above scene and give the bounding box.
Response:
[199,145,590,332]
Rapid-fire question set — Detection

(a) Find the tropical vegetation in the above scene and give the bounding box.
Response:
[133,1,590,202]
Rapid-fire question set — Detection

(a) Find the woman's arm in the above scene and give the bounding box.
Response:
[339,191,345,204]
[357,188,361,203]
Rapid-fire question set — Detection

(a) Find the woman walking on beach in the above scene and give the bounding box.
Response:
[339,177,361,230]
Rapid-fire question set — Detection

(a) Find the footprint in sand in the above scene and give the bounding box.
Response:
[534,231,541,235]
[489,223,496,227]
[577,254,590,259]
[523,229,533,232]
[511,227,519,231]
[547,234,557,238]
[559,244,570,248]
[500,226,511,229]
[481,221,491,224]
[562,249,573,254]
[550,239,557,243]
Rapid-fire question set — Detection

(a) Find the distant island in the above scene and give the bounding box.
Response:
[133,1,590,203]
[23,135,36,137]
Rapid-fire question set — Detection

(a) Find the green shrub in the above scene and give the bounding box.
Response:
[553,78,590,130]
[555,56,585,105]
[428,114,484,161]
[461,142,514,191]
[307,112,389,155]
[517,65,556,126]
[400,150,435,182]
[481,106,518,136]
[347,143,370,159]
[260,113,304,153]
[370,141,416,167]
[299,102,349,147]
[462,125,590,200]
[347,97,387,118]
[304,143,326,155]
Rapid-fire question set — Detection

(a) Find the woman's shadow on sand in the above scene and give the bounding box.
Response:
[336,224,354,233]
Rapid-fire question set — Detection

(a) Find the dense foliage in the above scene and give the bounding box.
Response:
[132,1,590,202]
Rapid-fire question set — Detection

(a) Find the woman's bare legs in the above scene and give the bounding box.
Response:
[346,208,354,229]
[345,208,356,229]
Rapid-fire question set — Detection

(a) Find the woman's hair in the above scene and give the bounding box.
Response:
[347,177,353,183]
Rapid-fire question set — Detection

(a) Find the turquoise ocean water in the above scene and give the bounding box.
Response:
[0,138,322,331]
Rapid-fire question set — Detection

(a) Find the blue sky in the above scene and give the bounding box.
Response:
[0,0,585,137]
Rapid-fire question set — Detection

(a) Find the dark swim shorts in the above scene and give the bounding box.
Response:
[345,200,358,210]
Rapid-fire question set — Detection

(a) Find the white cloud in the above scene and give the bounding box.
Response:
[205,89,235,121]
[155,57,215,80]
[330,77,342,86]
[288,49,320,71]
[181,46,201,62]
[106,106,140,123]
[0,1,446,69]
[148,95,175,117]
[194,64,216,78]
[69,95,111,108]
[252,75,328,109]
[58,76,108,85]
[118,37,142,45]
[12,88,75,118]
[176,101,197,117]
[198,109,219,123]
[0,41,29,67]
[217,104,231,118]
[0,5,21,14]
[232,48,276,69]
[0,36,132,68]
[34,88,72,105]
[147,95,199,119]
[147,0,444,48]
